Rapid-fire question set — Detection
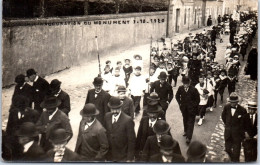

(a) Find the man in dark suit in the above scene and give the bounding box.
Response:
[221,92,247,162]
[46,128,82,162]
[26,68,49,115]
[15,122,45,161]
[142,120,181,162]
[36,97,73,152]
[117,86,134,119]
[85,77,111,126]
[135,103,163,160]
[75,103,109,161]
[104,97,136,162]
[49,79,71,116]
[149,135,185,163]
[242,101,257,162]
[12,74,33,106]
[150,72,173,120]
[176,76,200,144]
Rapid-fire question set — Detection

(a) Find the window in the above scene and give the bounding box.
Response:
[184,8,187,25]
[194,9,197,24]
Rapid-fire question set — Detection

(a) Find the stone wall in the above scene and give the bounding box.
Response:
[2,12,167,87]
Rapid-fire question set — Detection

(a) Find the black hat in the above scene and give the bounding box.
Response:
[93,77,103,86]
[153,120,170,134]
[117,86,127,92]
[50,79,61,91]
[147,92,160,105]
[147,104,163,113]
[40,97,61,109]
[187,141,207,160]
[159,135,177,150]
[15,74,26,84]
[108,96,123,109]
[15,122,39,137]
[80,103,100,117]
[182,76,190,84]
[49,128,70,144]
[26,68,37,77]
[134,54,142,60]
[158,72,167,80]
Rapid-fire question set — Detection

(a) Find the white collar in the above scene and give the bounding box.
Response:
[49,108,59,120]
[162,155,172,162]
[86,118,96,127]
[54,89,62,97]
[23,141,34,153]
[34,75,39,82]
[112,111,122,123]
[19,82,26,90]
[149,118,157,127]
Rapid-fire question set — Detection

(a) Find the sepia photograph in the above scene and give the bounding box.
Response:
[1,0,258,163]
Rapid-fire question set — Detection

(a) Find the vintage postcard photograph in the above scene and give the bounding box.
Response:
[1,0,258,163]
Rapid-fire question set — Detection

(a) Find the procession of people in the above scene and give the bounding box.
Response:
[2,11,258,163]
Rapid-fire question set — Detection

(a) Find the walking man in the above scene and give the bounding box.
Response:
[176,76,200,144]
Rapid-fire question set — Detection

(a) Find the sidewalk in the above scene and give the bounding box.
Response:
[205,34,258,162]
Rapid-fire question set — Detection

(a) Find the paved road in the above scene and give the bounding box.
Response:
[1,25,231,156]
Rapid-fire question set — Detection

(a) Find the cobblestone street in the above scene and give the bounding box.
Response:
[205,34,258,162]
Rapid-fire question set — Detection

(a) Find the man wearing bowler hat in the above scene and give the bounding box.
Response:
[75,103,109,161]
[104,96,136,162]
[46,128,82,162]
[221,92,247,162]
[117,86,134,119]
[186,141,209,162]
[49,79,71,116]
[26,68,49,115]
[135,103,164,160]
[150,72,173,120]
[15,122,45,161]
[142,92,163,117]
[176,76,200,145]
[242,100,258,162]
[142,120,181,162]
[150,135,185,162]
[85,77,111,126]
[36,97,72,152]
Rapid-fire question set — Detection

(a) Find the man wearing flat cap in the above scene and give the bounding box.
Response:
[85,77,111,126]
[142,120,181,162]
[104,96,136,162]
[49,79,71,116]
[150,72,173,120]
[150,135,184,162]
[12,74,33,106]
[221,92,247,162]
[117,86,134,119]
[242,100,257,162]
[36,97,73,152]
[26,68,49,115]
[46,128,82,162]
[135,103,164,160]
[75,103,109,161]
[15,122,45,161]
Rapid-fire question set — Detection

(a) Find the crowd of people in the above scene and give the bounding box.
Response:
[2,12,258,163]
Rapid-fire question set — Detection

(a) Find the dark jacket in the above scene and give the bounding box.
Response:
[135,117,155,158]
[85,89,111,126]
[149,153,185,163]
[19,142,45,161]
[36,110,72,151]
[46,147,82,162]
[221,103,247,141]
[176,85,200,115]
[104,112,136,161]
[121,97,134,119]
[12,83,33,106]
[75,119,109,161]
[150,80,173,108]
[32,76,50,113]
[243,113,257,138]
[56,90,71,116]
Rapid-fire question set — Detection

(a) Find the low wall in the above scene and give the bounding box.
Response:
[2,12,167,87]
